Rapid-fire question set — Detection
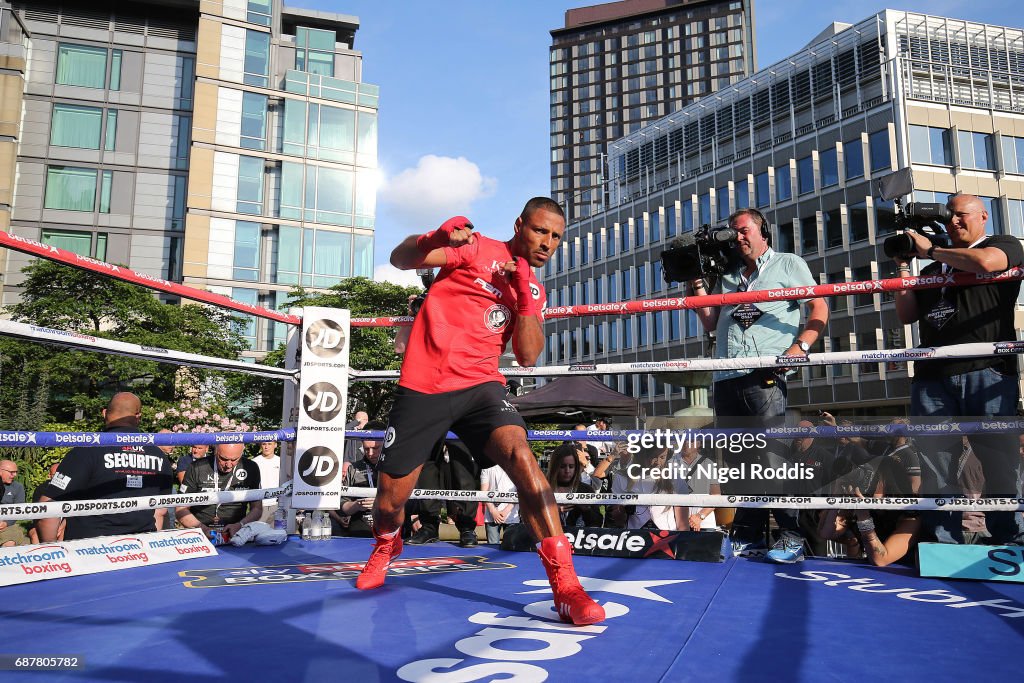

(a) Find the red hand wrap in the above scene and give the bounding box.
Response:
[416,215,473,254]
[512,257,539,316]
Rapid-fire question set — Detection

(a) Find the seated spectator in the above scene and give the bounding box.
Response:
[0,459,29,546]
[480,464,519,544]
[334,421,383,537]
[675,444,720,531]
[251,440,281,524]
[39,392,173,541]
[818,429,922,567]
[547,443,602,529]
[30,463,64,543]
[176,443,210,487]
[176,443,262,542]
[608,446,684,530]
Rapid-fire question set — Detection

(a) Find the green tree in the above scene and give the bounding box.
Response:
[231,277,420,424]
[0,259,248,424]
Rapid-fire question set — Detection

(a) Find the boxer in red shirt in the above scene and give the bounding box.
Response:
[356,197,604,625]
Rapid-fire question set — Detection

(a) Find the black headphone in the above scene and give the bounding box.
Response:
[730,208,771,245]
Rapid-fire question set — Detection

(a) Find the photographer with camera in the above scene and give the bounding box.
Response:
[893,193,1024,546]
[688,208,828,563]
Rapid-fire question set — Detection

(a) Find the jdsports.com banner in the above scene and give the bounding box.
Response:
[0,530,216,586]
[291,306,349,510]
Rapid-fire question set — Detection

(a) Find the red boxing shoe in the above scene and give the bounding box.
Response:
[355,531,404,590]
[538,535,606,625]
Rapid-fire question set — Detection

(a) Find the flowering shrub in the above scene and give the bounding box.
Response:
[149,399,253,435]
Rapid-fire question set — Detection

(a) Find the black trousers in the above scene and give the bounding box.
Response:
[405,440,480,533]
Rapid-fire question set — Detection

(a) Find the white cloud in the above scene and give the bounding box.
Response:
[378,154,497,227]
[373,263,423,288]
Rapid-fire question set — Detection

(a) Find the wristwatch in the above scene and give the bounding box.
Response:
[797,340,811,353]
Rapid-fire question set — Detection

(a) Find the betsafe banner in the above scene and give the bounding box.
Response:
[500,525,726,562]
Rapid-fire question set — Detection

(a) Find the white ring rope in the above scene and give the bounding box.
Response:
[349,342,1023,380]
[0,319,296,380]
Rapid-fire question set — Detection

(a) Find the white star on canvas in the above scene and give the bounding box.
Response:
[518,577,690,603]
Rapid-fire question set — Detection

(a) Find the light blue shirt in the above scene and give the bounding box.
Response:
[713,248,817,382]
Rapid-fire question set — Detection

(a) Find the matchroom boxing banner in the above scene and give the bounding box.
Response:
[0,530,215,586]
[292,306,349,510]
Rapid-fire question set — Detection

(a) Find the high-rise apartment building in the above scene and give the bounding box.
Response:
[550,0,755,223]
[542,10,1024,417]
[0,0,378,356]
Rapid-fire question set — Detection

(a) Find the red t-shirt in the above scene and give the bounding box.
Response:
[399,235,546,394]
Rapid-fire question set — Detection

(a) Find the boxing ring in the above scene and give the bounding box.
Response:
[1,233,1024,681]
[2,537,1023,682]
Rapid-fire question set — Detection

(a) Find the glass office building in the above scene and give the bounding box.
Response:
[0,0,378,356]
[550,0,755,223]
[543,10,1024,416]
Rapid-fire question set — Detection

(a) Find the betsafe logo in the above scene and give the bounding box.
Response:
[297,446,341,487]
[302,382,344,423]
[304,319,347,359]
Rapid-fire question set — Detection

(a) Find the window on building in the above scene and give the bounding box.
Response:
[171,175,187,229]
[665,206,676,237]
[800,215,817,254]
[1000,135,1024,174]
[233,288,259,348]
[824,208,842,248]
[868,129,891,172]
[957,131,995,170]
[775,164,791,202]
[636,264,646,297]
[236,155,264,215]
[797,156,814,195]
[608,319,618,351]
[55,44,120,90]
[635,217,645,247]
[41,229,107,260]
[755,171,770,207]
[239,92,267,150]
[820,148,839,187]
[43,166,111,213]
[831,336,850,377]
[1009,198,1024,238]
[606,226,616,258]
[849,202,869,243]
[296,27,336,77]
[851,265,873,307]
[876,199,897,236]
[669,309,681,341]
[50,104,104,149]
[621,269,631,300]
[649,212,660,242]
[777,222,794,253]
[653,312,664,344]
[244,30,271,87]
[620,222,630,252]
[233,221,261,281]
[844,138,864,179]
[826,272,845,312]
[636,314,648,346]
[607,272,617,302]
[980,196,1003,235]
[699,192,711,224]
[682,199,694,231]
[857,331,879,375]
[909,125,952,166]
[717,185,730,220]
[175,115,191,168]
[247,0,272,26]
[280,162,359,227]
[735,179,749,209]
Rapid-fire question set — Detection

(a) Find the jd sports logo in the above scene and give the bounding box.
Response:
[297,446,341,487]
[302,382,344,422]
[304,319,347,359]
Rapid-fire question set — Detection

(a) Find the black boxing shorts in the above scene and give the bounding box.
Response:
[376,382,525,477]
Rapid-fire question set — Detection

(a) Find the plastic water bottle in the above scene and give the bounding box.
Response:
[273,506,286,531]
[300,511,311,540]
[320,510,332,539]
[309,511,323,541]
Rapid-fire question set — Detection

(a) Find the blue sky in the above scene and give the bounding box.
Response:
[299,0,1018,285]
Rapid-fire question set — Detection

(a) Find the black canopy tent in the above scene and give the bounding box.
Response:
[511,376,642,423]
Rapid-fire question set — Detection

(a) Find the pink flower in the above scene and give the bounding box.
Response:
[155,412,165,420]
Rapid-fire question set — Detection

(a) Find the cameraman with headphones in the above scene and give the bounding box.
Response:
[893,192,1024,546]
[690,208,828,563]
